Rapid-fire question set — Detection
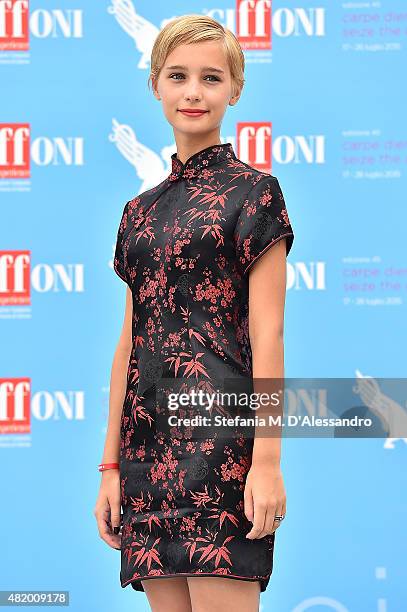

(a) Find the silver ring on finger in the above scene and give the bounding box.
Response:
[274,514,285,522]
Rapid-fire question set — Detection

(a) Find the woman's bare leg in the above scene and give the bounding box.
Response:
[187,577,261,612]
[141,577,193,612]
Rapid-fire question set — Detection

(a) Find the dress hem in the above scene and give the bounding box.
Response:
[121,571,270,592]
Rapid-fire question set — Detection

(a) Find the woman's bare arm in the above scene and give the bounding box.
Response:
[94,286,133,549]
[244,238,288,539]
[248,237,287,465]
[100,285,133,464]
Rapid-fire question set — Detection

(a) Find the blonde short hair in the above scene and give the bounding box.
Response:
[148,14,245,97]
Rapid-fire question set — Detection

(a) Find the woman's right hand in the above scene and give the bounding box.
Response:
[94,469,122,550]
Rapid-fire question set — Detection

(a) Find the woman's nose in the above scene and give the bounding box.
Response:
[184,81,203,100]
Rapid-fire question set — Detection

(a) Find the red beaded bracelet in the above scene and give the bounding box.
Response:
[98,462,119,472]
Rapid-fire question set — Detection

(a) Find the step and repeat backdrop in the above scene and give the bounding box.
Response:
[1,1,406,611]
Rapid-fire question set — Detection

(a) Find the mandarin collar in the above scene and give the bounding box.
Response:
[170,142,236,179]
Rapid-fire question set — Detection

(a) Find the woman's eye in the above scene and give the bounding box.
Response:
[168,73,220,82]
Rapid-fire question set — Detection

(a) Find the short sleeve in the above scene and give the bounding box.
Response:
[234,175,294,275]
[113,200,131,284]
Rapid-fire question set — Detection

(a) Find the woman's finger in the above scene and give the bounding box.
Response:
[100,513,121,549]
[271,504,285,534]
[109,497,122,534]
[244,482,254,524]
[246,501,266,539]
[258,506,275,538]
[95,503,121,550]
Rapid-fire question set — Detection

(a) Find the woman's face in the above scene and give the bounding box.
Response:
[153,40,240,139]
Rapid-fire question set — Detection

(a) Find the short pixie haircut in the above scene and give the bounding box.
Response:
[148,14,245,97]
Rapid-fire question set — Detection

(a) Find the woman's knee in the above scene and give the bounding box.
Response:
[142,576,193,612]
[186,576,260,612]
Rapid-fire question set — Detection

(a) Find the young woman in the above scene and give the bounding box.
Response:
[94,14,294,612]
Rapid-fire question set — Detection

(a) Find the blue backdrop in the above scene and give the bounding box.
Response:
[2,1,406,610]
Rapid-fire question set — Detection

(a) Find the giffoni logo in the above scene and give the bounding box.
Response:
[0,124,84,178]
[0,378,85,434]
[0,1,83,50]
[237,123,326,171]
[0,251,85,305]
[206,2,325,47]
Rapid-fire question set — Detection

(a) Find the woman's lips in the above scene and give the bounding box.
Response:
[178,110,208,117]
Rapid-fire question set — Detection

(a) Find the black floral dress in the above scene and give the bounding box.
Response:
[113,143,294,592]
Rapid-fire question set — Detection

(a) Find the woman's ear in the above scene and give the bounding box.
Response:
[230,87,242,106]
[151,76,161,101]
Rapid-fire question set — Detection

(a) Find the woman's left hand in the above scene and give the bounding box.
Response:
[244,461,286,539]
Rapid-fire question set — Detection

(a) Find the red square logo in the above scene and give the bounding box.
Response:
[237,122,272,172]
[236,0,271,50]
[0,250,31,305]
[0,0,29,51]
[0,123,30,178]
[0,378,31,434]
